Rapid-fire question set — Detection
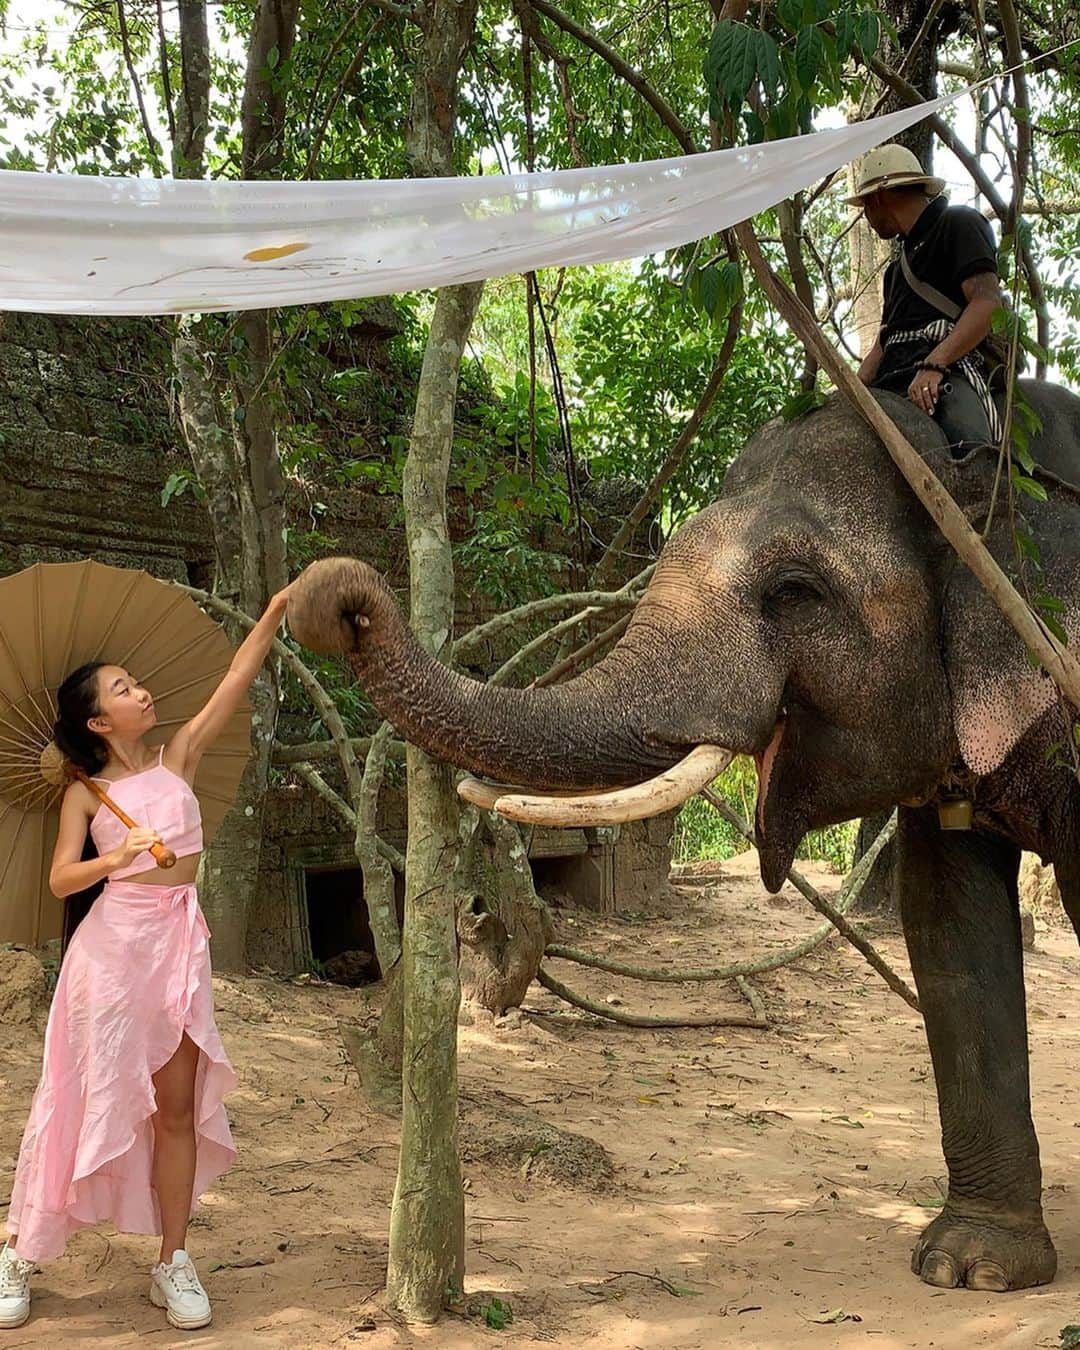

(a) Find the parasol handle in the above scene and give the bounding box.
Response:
[74,770,177,870]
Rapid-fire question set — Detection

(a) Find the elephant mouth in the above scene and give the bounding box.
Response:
[754,720,786,837]
[457,744,735,826]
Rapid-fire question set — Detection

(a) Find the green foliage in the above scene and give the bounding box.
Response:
[704,2,890,143]
[478,1296,514,1330]
[161,468,207,508]
[672,758,857,871]
[279,639,378,740]
[455,509,569,607]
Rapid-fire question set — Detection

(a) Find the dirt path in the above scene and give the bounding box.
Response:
[2,852,1078,1349]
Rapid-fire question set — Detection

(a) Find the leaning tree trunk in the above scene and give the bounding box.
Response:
[169,0,296,968]
[850,809,899,915]
[456,809,554,1016]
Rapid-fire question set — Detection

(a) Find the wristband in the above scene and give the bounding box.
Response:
[917,361,950,375]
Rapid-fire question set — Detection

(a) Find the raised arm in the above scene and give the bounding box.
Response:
[169,584,292,780]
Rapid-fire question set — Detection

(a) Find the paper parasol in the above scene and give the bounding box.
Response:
[0,561,250,944]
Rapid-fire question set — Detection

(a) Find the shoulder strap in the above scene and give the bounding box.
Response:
[899,244,961,321]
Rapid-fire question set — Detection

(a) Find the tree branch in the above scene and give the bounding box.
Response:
[292,759,404,873]
[154,0,176,144]
[116,0,165,175]
[701,789,919,1010]
[526,0,699,155]
[305,15,387,177]
[176,583,366,806]
[530,611,632,688]
[535,967,768,1028]
[273,735,407,766]
[452,570,652,661]
[292,760,357,826]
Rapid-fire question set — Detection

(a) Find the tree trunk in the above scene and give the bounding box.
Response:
[168,0,295,969]
[339,962,405,1116]
[384,0,480,1320]
[879,0,961,166]
[385,278,484,1324]
[385,281,483,1318]
[845,164,890,360]
[457,810,554,1016]
[354,722,403,976]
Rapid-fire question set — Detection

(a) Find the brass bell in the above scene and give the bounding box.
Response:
[937,796,974,831]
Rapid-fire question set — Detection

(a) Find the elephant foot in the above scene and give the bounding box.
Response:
[912,1207,1057,1292]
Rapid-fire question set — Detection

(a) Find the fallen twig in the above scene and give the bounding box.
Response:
[604,1269,689,1297]
[535,967,768,1028]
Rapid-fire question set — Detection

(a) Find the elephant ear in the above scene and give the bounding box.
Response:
[943,565,1060,775]
[918,439,1058,775]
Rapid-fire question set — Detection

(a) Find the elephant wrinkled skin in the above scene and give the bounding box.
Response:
[288,381,1080,1294]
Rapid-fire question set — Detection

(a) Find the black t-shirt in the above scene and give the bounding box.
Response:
[876,195,998,383]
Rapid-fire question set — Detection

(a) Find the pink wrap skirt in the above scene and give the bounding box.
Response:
[5,881,237,1262]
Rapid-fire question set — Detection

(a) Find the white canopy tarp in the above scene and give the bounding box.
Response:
[0,94,957,316]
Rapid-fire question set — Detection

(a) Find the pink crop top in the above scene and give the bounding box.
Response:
[89,746,204,880]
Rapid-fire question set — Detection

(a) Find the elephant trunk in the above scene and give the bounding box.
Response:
[287,557,697,791]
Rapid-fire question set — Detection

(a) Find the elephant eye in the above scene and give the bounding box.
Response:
[762,574,824,620]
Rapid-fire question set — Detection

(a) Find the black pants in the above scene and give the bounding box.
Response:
[873,369,994,455]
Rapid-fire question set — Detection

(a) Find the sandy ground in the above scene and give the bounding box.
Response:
[2,853,1079,1350]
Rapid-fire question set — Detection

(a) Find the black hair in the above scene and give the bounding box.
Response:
[53,661,109,776]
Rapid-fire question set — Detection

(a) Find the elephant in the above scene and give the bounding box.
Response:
[288,380,1080,1294]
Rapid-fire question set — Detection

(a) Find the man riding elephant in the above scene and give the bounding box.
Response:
[850,143,1004,453]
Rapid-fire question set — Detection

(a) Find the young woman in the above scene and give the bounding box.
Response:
[0,586,291,1331]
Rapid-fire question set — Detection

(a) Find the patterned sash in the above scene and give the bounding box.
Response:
[883,318,1001,441]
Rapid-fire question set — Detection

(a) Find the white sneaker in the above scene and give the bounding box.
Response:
[149,1249,211,1330]
[0,1244,32,1329]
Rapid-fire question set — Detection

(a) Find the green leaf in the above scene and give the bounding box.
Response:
[795,25,825,93]
[698,264,721,318]
[781,387,827,420]
[707,21,759,108]
[1060,1325,1080,1350]
[1012,471,1048,502]
[756,30,781,100]
[854,11,880,58]
[161,471,187,508]
[480,1297,514,1330]
[1034,593,1066,614]
[834,10,856,55]
[1020,331,1051,364]
[1015,528,1041,564]
[1043,615,1069,645]
[742,108,766,143]
[777,0,803,34]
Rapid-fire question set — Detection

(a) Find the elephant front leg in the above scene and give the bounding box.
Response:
[898,807,1056,1292]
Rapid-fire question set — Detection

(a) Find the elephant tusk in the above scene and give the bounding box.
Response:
[457,776,604,810]
[461,745,735,827]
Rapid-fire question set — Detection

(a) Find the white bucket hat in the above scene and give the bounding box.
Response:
[844,144,946,205]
